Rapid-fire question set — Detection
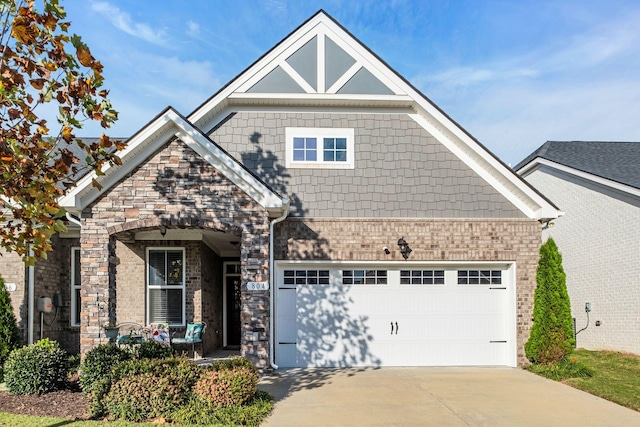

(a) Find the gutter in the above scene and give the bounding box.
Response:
[27,246,35,344]
[268,199,290,370]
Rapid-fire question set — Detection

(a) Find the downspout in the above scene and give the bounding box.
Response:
[269,199,289,370]
[27,246,35,344]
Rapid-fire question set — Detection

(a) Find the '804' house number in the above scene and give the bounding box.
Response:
[247,282,269,291]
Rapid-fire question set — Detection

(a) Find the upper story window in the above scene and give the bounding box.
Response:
[286,127,355,169]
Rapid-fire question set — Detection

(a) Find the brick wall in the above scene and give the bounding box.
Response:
[526,166,640,354]
[80,137,271,367]
[275,217,541,366]
[201,244,223,352]
[1,237,80,353]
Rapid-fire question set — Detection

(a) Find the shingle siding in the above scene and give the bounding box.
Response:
[210,112,524,219]
[525,165,640,354]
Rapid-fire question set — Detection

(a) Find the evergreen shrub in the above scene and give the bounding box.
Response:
[0,275,21,382]
[525,238,575,364]
[4,338,68,395]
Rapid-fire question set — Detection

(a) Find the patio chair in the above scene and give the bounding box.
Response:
[171,322,206,359]
[116,322,145,346]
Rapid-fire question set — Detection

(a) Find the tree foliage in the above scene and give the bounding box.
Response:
[0,0,125,264]
[0,274,21,382]
[525,238,575,364]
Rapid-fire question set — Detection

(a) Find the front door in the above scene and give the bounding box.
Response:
[224,262,241,347]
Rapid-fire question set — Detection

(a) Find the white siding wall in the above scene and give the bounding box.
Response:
[525,166,640,354]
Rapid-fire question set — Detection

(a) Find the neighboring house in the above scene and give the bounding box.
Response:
[516,141,640,355]
[3,10,560,369]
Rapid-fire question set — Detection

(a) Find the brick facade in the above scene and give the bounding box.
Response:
[275,218,541,367]
[526,166,640,355]
[2,236,80,353]
[80,137,271,367]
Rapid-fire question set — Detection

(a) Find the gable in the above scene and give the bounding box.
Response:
[59,108,287,217]
[65,11,559,223]
[187,10,559,221]
[516,141,640,195]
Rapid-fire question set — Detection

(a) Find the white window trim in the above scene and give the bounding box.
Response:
[146,247,186,327]
[285,127,355,169]
[70,247,81,327]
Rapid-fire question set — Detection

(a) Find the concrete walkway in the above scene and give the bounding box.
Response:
[259,367,640,426]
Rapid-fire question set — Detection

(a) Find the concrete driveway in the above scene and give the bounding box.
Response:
[259,367,640,426]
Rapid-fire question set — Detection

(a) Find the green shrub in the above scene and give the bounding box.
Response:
[171,390,274,426]
[102,371,192,422]
[136,339,172,359]
[525,238,575,364]
[0,275,21,382]
[526,356,594,381]
[194,365,259,407]
[209,356,258,373]
[90,356,201,420]
[4,338,68,395]
[79,344,131,394]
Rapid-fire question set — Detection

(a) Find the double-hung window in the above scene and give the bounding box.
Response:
[286,127,355,169]
[70,247,81,327]
[147,248,185,326]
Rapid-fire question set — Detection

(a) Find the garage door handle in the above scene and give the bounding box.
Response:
[395,322,398,334]
[390,322,394,334]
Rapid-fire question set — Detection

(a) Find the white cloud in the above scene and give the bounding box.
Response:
[186,20,200,38]
[411,7,640,165]
[91,1,168,46]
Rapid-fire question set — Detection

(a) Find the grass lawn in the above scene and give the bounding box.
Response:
[0,413,231,426]
[0,413,160,426]
[564,350,640,412]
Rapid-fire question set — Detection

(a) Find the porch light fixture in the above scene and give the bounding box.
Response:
[397,237,412,260]
[160,227,167,237]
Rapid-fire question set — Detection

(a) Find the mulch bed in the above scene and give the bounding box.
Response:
[0,381,91,420]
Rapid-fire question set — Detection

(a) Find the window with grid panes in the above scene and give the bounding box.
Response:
[342,270,388,285]
[147,249,185,325]
[283,270,330,285]
[457,270,502,285]
[400,270,445,285]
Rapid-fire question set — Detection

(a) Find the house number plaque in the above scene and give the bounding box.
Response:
[247,282,269,291]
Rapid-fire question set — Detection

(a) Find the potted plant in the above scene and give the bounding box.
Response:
[103,322,119,340]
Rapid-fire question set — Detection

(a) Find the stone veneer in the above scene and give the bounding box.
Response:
[274,218,541,367]
[80,137,271,368]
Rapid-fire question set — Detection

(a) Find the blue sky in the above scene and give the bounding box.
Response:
[58,0,640,166]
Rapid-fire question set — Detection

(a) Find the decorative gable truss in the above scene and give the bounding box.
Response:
[239,24,401,96]
[188,10,560,222]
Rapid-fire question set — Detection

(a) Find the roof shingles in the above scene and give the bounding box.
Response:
[515,141,640,190]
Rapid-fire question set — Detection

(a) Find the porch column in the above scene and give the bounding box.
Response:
[79,218,116,354]
[240,221,270,370]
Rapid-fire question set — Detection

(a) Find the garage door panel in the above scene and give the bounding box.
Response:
[276,264,513,368]
[295,284,379,367]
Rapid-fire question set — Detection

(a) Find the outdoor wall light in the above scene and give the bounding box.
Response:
[160,227,167,237]
[397,237,412,260]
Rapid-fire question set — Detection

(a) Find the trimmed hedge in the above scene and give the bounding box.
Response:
[79,343,131,394]
[4,338,68,395]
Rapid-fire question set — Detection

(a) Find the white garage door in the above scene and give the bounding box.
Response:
[275,264,515,367]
